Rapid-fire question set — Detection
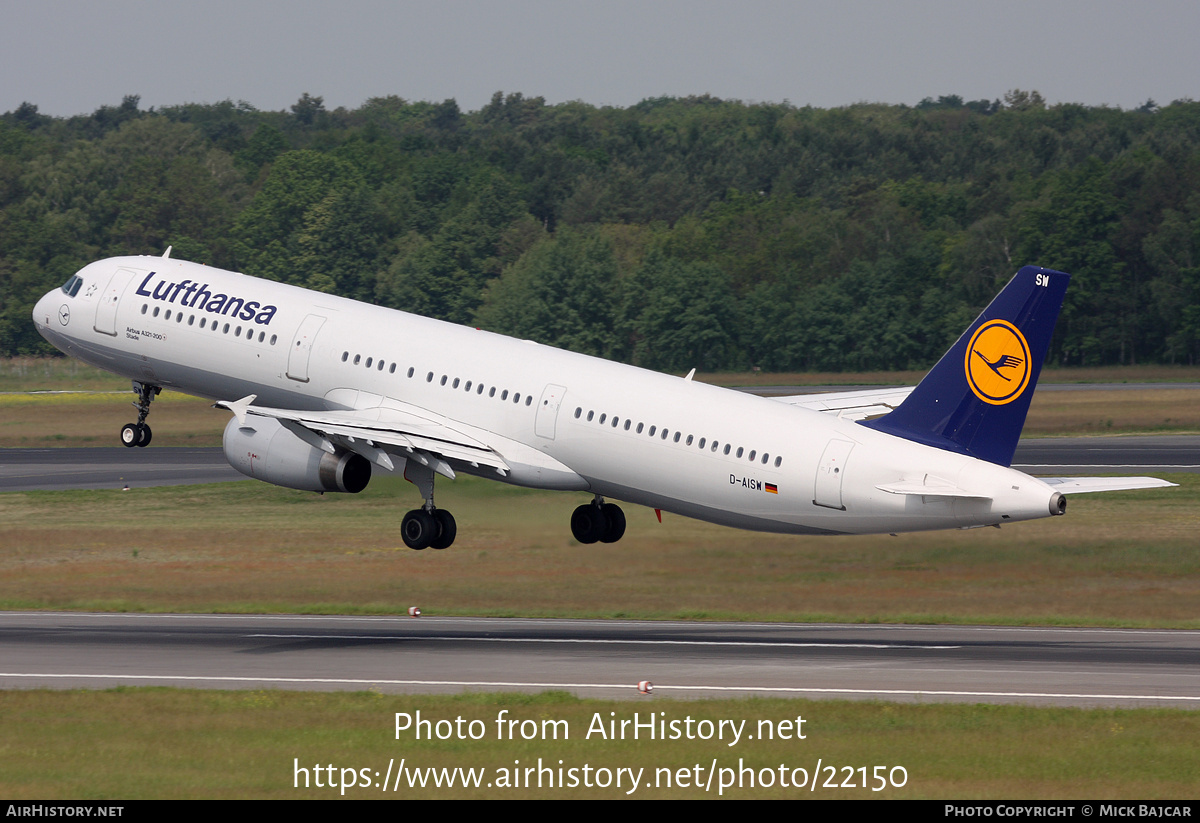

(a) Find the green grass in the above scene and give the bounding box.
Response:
[1,474,1196,626]
[1,689,1197,799]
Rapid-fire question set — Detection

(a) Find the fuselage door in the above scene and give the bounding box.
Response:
[287,314,327,383]
[813,439,854,510]
[93,268,139,336]
[535,383,568,440]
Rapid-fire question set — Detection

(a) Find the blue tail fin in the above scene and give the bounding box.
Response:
[860,266,1069,467]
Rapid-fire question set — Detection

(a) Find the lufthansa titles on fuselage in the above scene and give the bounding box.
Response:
[135,271,278,325]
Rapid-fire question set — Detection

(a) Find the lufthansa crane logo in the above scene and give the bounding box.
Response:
[965,319,1031,405]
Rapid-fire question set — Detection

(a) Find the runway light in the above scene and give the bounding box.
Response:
[408,606,421,617]
[637,680,652,694]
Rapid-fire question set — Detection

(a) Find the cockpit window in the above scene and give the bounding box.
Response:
[61,275,83,297]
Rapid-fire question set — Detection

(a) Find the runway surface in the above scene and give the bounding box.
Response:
[1,613,1197,707]
[1,435,1196,493]
[1011,435,1200,474]
[0,447,243,491]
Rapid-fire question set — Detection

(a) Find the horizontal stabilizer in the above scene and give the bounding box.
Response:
[1039,477,1177,494]
[875,478,991,499]
[775,386,914,420]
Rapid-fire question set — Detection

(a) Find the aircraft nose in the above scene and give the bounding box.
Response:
[32,291,53,328]
[32,289,66,338]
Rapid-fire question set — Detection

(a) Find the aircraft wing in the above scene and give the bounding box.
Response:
[215,395,511,478]
[1037,477,1178,494]
[772,386,914,420]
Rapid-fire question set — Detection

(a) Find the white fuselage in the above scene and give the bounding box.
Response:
[33,256,1062,535]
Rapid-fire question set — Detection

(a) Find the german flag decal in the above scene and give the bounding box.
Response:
[765,483,778,494]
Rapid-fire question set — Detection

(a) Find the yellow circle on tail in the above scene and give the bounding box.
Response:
[964,319,1031,405]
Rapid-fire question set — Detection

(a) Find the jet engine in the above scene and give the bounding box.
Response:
[223,416,371,493]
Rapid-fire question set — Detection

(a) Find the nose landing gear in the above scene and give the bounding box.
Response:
[120,381,160,448]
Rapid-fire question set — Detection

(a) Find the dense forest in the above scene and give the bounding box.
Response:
[2,90,1199,370]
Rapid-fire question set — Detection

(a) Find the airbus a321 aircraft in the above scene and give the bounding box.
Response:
[33,250,1171,550]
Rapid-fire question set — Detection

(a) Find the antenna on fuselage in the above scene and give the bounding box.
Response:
[162,246,172,258]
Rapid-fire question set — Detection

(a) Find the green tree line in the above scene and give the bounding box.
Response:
[3,91,1200,370]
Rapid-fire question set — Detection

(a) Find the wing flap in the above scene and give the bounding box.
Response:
[216,397,510,474]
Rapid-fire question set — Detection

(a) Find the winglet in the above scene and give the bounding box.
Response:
[860,266,1069,467]
[214,394,258,425]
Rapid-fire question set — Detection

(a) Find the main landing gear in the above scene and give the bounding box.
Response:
[120,381,160,448]
[571,496,626,544]
[400,460,457,550]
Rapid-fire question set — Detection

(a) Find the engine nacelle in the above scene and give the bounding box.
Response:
[223,416,371,493]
